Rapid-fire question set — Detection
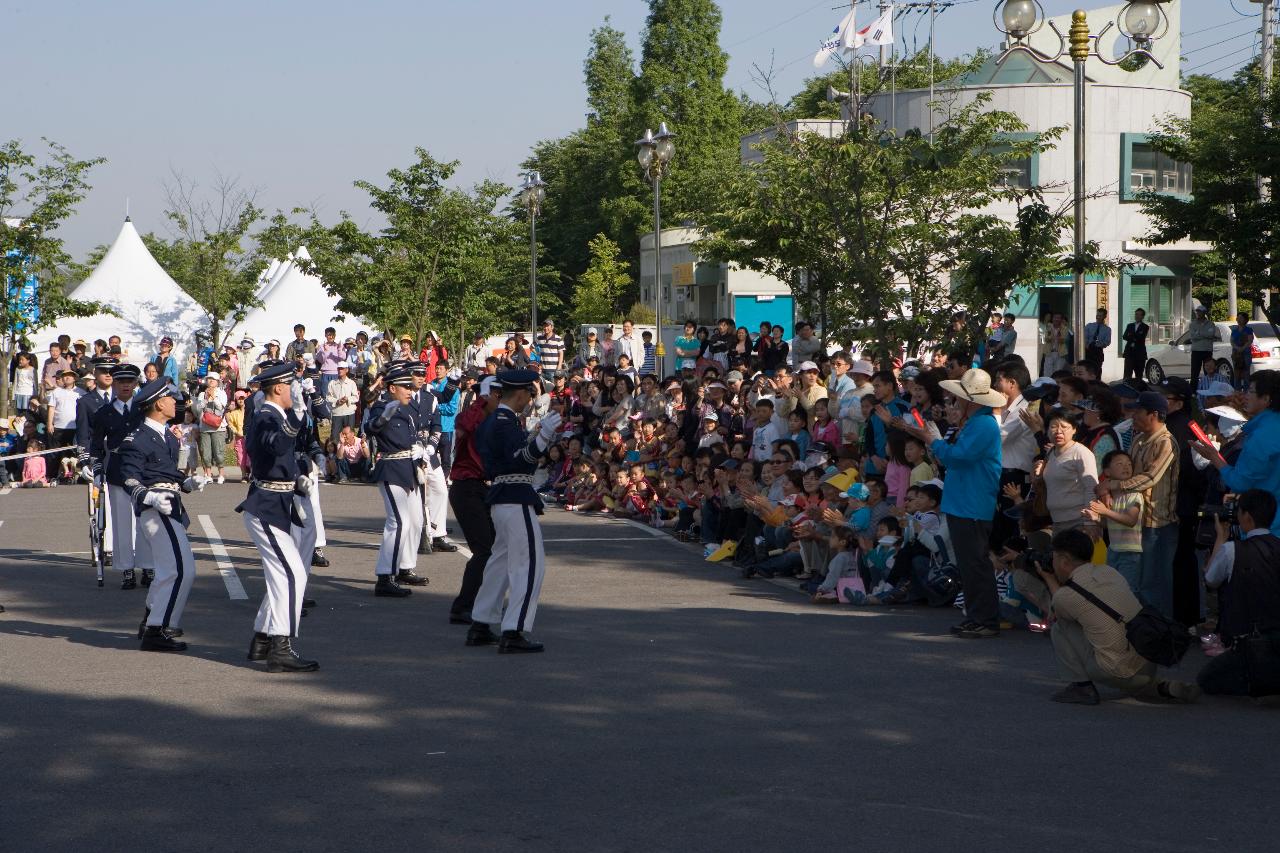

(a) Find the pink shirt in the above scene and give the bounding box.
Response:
[811,419,840,447]
[23,455,47,484]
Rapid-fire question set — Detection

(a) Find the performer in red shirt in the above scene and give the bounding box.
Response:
[446,375,500,624]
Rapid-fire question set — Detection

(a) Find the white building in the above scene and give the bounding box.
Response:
[637,227,797,350]
[737,1,1202,378]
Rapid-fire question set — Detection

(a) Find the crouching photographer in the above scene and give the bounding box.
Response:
[1034,529,1200,706]
[1198,489,1280,697]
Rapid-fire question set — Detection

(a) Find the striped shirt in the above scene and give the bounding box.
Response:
[641,342,656,375]
[535,333,564,370]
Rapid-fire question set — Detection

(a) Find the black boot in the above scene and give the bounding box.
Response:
[140,625,187,652]
[302,598,317,608]
[431,537,459,553]
[396,569,429,586]
[265,636,318,672]
[247,632,270,661]
[465,622,499,646]
[449,609,472,625]
[498,630,544,654]
[137,608,151,639]
[374,575,412,598]
[310,548,329,568]
[121,569,137,590]
[141,568,155,587]
[104,552,112,567]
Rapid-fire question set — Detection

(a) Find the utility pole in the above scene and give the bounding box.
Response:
[1253,0,1276,318]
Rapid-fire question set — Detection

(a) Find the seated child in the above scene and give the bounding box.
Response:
[811,527,859,602]
[22,440,49,487]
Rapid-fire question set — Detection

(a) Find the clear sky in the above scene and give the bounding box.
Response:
[10,0,1245,258]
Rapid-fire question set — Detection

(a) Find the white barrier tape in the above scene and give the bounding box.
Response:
[0,444,85,463]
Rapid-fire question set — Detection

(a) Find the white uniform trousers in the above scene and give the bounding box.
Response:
[108,484,152,572]
[377,482,423,575]
[290,478,326,562]
[91,481,113,555]
[140,509,195,628]
[422,463,448,539]
[471,503,546,633]
[244,512,308,637]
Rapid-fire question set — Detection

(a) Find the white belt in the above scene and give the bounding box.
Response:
[493,474,533,485]
[252,479,295,493]
[380,450,414,460]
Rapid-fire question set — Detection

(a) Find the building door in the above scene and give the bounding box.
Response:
[1123,275,1181,345]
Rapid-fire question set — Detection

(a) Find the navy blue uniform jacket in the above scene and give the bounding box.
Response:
[119,421,190,527]
[236,402,305,530]
[367,398,420,491]
[478,405,544,513]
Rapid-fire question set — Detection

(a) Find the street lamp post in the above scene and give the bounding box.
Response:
[519,171,547,337]
[994,0,1170,362]
[636,122,676,376]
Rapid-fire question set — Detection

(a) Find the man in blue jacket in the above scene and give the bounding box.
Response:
[897,368,1004,638]
[1194,370,1280,535]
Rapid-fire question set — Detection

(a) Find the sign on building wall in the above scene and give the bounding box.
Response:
[671,262,694,287]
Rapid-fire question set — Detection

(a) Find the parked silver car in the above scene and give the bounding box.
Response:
[1145,321,1280,383]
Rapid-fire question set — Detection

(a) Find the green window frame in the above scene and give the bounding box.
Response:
[1121,267,1184,345]
[1120,133,1192,202]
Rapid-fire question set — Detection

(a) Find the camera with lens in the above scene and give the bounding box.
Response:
[1198,499,1238,526]
[1023,549,1055,574]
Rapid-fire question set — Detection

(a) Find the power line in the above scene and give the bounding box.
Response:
[1185,44,1260,73]
[1229,0,1262,18]
[724,0,834,50]
[1182,27,1260,57]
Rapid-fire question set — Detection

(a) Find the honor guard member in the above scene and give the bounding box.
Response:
[119,378,209,652]
[237,361,319,673]
[466,369,561,653]
[85,363,155,589]
[367,364,427,595]
[294,364,332,571]
[408,362,459,554]
[75,356,119,566]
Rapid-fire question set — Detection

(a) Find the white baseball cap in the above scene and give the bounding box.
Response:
[798,360,820,372]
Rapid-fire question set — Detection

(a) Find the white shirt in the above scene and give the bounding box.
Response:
[750,420,781,461]
[999,394,1038,474]
[616,333,640,366]
[143,416,168,438]
[50,386,80,429]
[1204,528,1272,587]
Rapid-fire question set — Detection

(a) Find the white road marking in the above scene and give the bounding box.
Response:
[616,518,683,542]
[198,514,248,600]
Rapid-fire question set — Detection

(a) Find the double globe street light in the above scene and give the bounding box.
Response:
[993,0,1170,362]
[518,171,547,336]
[636,122,676,376]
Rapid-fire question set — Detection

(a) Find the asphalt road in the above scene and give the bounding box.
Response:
[1,480,1277,852]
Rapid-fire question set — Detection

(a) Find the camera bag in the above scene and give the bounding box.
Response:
[1064,579,1192,667]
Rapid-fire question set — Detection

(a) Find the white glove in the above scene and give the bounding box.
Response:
[294,475,312,497]
[447,367,462,382]
[184,475,211,493]
[424,443,437,458]
[535,411,563,449]
[289,381,307,417]
[382,400,402,419]
[301,378,316,394]
[411,444,428,462]
[79,465,96,483]
[142,490,175,516]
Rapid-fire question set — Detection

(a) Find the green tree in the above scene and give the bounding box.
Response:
[1,138,107,416]
[570,234,630,331]
[522,20,644,304]
[158,171,265,347]
[1139,65,1276,325]
[630,0,744,220]
[291,149,544,349]
[699,96,1068,359]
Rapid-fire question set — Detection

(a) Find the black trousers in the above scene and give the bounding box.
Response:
[439,431,454,479]
[1085,345,1105,367]
[448,478,494,616]
[1191,350,1213,383]
[948,514,998,629]
[1123,348,1146,382]
[991,468,1030,551]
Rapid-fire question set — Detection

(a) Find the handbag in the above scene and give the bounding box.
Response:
[1240,630,1280,698]
[201,410,223,430]
[1065,579,1192,667]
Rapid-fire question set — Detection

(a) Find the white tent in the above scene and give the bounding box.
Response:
[230,247,366,346]
[43,217,207,362]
